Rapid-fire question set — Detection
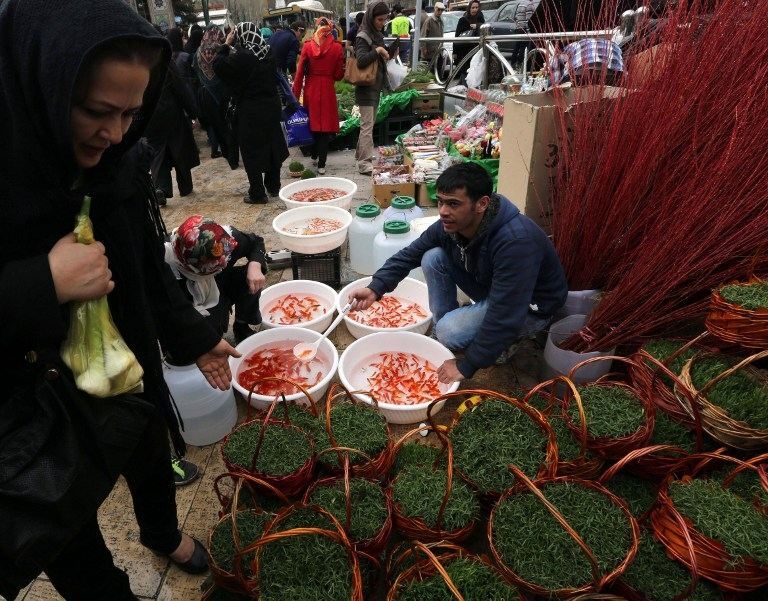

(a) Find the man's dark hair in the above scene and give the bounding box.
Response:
[436,163,493,202]
[291,20,307,31]
[422,0,430,10]
[393,4,403,12]
[355,12,364,24]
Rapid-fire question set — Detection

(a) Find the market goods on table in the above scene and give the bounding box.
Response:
[236,342,331,397]
[281,217,344,236]
[348,296,428,329]
[264,293,329,325]
[289,187,347,202]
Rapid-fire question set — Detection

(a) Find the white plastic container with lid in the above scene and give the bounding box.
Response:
[381,196,424,224]
[349,204,383,275]
[162,362,237,446]
[373,220,423,280]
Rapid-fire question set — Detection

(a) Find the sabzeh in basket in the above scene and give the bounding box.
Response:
[705,278,768,349]
[444,389,559,498]
[303,446,393,557]
[676,350,768,451]
[231,503,367,600]
[488,464,640,599]
[388,418,481,544]
[524,378,605,479]
[651,452,768,594]
[562,356,656,461]
[385,540,525,601]
[318,383,394,480]
[220,391,316,499]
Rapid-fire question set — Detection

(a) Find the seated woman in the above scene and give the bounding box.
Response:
[165,215,268,346]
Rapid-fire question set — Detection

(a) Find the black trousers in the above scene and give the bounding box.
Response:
[155,152,193,198]
[44,411,180,600]
[311,132,332,169]
[205,264,263,337]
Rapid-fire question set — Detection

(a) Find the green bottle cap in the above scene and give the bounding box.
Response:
[355,204,381,218]
[391,196,416,210]
[383,220,410,235]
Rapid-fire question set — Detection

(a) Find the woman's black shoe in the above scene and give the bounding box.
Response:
[143,537,209,575]
[211,149,223,158]
[243,195,268,204]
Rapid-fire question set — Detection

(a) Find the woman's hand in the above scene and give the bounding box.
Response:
[246,261,266,294]
[376,46,390,60]
[49,232,114,303]
[196,339,241,390]
[225,30,236,45]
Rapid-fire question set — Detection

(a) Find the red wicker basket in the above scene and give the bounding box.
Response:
[318,383,394,480]
[488,465,641,599]
[387,418,478,544]
[213,471,291,517]
[706,278,768,349]
[563,356,656,460]
[302,446,393,557]
[440,388,559,498]
[650,452,768,593]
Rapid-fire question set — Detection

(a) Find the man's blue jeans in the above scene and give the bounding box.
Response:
[421,247,550,352]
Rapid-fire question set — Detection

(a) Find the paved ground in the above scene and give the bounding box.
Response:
[13,131,543,600]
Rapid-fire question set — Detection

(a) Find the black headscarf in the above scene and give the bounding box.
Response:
[361,0,389,45]
[167,26,184,53]
[464,0,486,24]
[184,25,204,54]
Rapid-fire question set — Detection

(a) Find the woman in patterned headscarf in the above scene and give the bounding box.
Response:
[193,26,231,160]
[213,23,289,203]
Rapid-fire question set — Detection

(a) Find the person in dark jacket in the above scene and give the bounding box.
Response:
[454,0,484,83]
[165,215,267,344]
[194,26,231,159]
[354,1,392,174]
[145,28,201,200]
[184,24,204,55]
[215,23,289,204]
[0,0,241,598]
[268,20,306,76]
[350,163,567,383]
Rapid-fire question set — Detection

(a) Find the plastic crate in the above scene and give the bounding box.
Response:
[384,115,419,144]
[291,248,342,289]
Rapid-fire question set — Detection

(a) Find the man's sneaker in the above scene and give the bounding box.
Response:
[172,458,200,487]
[495,342,521,365]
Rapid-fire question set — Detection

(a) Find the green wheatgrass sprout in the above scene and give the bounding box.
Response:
[223,422,312,476]
[605,473,658,518]
[276,404,330,452]
[492,482,633,592]
[690,355,768,430]
[650,411,699,453]
[393,441,444,476]
[621,532,724,601]
[259,507,354,601]
[392,467,480,532]
[710,467,768,507]
[641,339,699,387]
[449,399,548,494]
[570,385,645,439]
[720,281,768,310]
[397,556,519,601]
[209,510,273,576]
[318,402,389,469]
[669,479,768,565]
[308,478,389,542]
[549,415,592,463]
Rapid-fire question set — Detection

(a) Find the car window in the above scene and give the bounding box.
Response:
[495,2,519,22]
[442,12,461,33]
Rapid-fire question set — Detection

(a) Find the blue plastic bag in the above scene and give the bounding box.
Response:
[284,107,314,147]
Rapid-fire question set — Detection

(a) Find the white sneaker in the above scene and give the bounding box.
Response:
[318,167,326,175]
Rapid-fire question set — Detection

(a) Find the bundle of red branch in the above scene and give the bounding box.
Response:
[547,0,768,352]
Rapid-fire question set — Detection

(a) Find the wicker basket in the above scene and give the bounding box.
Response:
[563,356,655,460]
[319,383,395,480]
[651,452,768,593]
[676,350,768,451]
[386,540,528,601]
[388,418,478,544]
[706,279,768,349]
[488,465,641,599]
[441,388,559,498]
[213,471,291,517]
[523,377,605,479]
[303,446,393,557]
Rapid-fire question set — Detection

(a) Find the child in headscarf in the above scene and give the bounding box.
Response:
[292,18,344,174]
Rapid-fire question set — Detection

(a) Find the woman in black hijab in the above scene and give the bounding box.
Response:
[0,0,239,598]
[454,0,485,84]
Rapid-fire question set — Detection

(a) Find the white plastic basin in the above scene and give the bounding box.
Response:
[337,277,432,339]
[272,205,352,254]
[259,280,338,332]
[279,176,357,211]
[231,326,339,410]
[338,331,458,424]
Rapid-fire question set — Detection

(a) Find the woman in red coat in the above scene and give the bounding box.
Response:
[292,18,344,174]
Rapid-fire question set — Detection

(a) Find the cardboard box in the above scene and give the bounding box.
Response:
[416,182,437,207]
[497,87,623,232]
[412,93,441,115]
[373,182,416,208]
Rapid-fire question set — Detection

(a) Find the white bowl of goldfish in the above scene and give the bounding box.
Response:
[279,177,357,211]
[338,331,459,424]
[231,327,339,409]
[337,277,432,339]
[272,205,352,254]
[259,280,337,333]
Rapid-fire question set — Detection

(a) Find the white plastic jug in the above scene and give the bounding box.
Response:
[162,361,237,446]
[373,220,422,280]
[381,196,424,223]
[349,204,383,275]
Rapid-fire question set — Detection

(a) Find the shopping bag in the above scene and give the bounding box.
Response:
[386,60,408,91]
[284,107,314,147]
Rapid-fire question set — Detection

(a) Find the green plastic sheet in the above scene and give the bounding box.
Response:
[447,141,500,187]
[338,88,421,138]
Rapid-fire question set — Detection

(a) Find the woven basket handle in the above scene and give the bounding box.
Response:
[660,332,711,367]
[567,354,644,381]
[507,465,602,583]
[314,446,374,531]
[682,450,768,481]
[213,471,292,516]
[386,541,467,601]
[245,376,318,422]
[698,349,768,395]
[249,395,284,472]
[409,541,465,600]
[598,445,689,484]
[530,376,589,461]
[661,492,701,601]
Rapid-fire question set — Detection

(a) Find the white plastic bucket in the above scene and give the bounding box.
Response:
[279,176,357,211]
[555,289,602,320]
[272,205,352,254]
[542,314,615,383]
[259,280,338,332]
